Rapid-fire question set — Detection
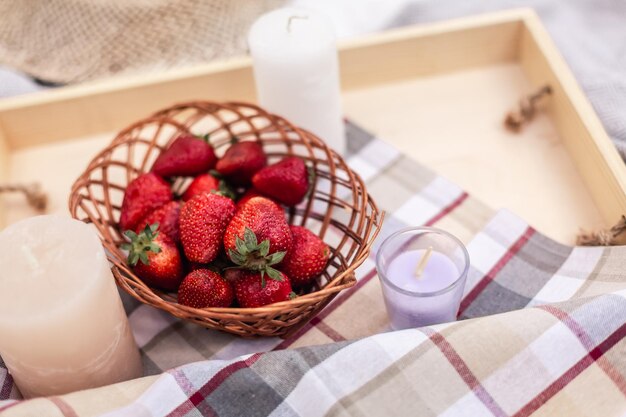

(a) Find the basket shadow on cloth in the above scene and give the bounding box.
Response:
[69,102,383,338]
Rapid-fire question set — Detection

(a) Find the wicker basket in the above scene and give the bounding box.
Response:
[69,101,383,338]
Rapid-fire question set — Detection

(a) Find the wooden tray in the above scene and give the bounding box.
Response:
[1,8,624,244]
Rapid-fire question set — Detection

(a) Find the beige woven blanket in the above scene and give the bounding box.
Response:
[0,0,284,83]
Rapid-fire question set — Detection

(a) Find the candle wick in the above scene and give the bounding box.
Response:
[287,15,308,33]
[415,246,433,278]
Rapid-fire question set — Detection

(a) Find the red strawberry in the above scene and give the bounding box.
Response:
[215,141,266,185]
[182,173,235,202]
[152,134,217,177]
[236,188,267,209]
[178,269,234,308]
[182,173,218,201]
[122,224,184,291]
[252,157,310,206]
[180,193,236,263]
[280,226,330,287]
[226,269,293,308]
[135,201,181,243]
[119,173,172,231]
[224,197,292,268]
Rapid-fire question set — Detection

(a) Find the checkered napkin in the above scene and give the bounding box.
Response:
[1,121,625,416]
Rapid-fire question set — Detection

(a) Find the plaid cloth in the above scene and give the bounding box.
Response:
[1,121,625,416]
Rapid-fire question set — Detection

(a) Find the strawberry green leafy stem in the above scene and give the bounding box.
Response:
[121,223,162,266]
[193,133,211,143]
[227,227,286,287]
[216,180,236,200]
[206,170,236,200]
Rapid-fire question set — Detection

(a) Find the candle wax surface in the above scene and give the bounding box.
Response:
[386,250,460,293]
[247,8,336,59]
[0,215,142,397]
[248,7,346,153]
[0,215,103,318]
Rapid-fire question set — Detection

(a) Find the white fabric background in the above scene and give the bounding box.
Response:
[1,0,625,158]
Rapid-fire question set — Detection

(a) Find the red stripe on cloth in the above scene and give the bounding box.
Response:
[424,192,469,227]
[49,396,79,417]
[539,305,626,397]
[167,353,263,417]
[424,329,508,417]
[0,371,14,401]
[314,320,347,342]
[275,268,379,350]
[458,227,535,316]
[513,322,626,417]
[1,398,78,417]
[0,400,21,414]
[171,368,197,396]
[276,191,470,350]
[170,369,218,417]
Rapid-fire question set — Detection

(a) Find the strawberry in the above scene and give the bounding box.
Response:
[119,173,172,231]
[215,140,266,185]
[252,156,310,206]
[224,197,292,269]
[179,193,236,263]
[280,226,330,287]
[135,201,181,243]
[122,224,184,291]
[236,188,267,209]
[151,134,217,177]
[182,173,235,202]
[226,269,294,308]
[178,269,234,308]
[227,227,287,278]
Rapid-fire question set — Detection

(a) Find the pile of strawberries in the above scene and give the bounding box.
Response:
[119,134,330,309]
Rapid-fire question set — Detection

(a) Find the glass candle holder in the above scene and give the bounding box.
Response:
[375,227,470,330]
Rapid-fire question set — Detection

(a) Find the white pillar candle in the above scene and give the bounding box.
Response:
[248,7,346,154]
[0,215,142,398]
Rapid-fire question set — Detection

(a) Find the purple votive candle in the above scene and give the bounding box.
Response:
[375,227,470,330]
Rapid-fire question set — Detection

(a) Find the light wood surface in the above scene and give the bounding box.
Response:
[337,11,522,90]
[0,8,624,245]
[518,14,626,229]
[0,57,256,150]
[0,9,526,150]
[4,134,113,225]
[343,63,605,243]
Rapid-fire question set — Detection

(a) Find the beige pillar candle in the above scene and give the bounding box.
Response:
[0,215,142,398]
